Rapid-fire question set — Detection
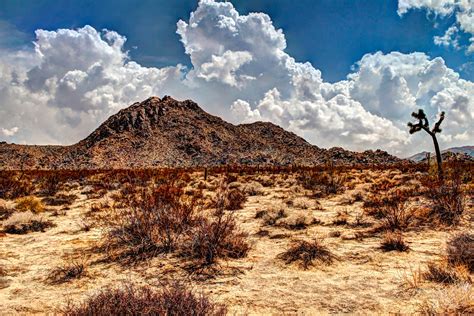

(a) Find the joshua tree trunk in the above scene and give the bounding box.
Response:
[408,109,445,182]
[431,134,444,181]
[430,132,443,182]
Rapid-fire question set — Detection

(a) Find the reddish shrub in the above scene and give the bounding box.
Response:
[180,212,249,266]
[62,283,227,316]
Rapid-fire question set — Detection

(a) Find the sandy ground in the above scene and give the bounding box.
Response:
[1,170,472,315]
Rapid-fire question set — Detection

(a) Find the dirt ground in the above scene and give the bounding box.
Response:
[1,168,472,315]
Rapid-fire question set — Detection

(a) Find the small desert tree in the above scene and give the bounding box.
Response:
[408,109,445,181]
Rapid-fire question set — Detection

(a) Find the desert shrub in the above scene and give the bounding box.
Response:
[424,262,471,284]
[62,283,227,316]
[14,196,45,213]
[279,214,315,230]
[260,204,288,226]
[292,197,311,209]
[298,169,345,197]
[2,211,55,234]
[102,185,197,262]
[40,172,61,196]
[42,193,77,206]
[0,172,35,199]
[212,180,247,212]
[225,188,246,210]
[447,233,474,272]
[180,212,249,266]
[0,201,13,220]
[366,193,413,232]
[242,181,264,196]
[332,211,349,226]
[47,260,86,284]
[278,239,335,269]
[380,202,413,232]
[380,232,409,252]
[425,180,465,226]
[419,283,474,315]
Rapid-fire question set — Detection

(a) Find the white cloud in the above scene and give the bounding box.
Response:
[1,127,19,137]
[398,0,474,53]
[0,0,472,157]
[198,50,253,87]
[434,26,461,49]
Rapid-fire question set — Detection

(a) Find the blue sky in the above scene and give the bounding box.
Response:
[0,0,472,155]
[0,0,472,82]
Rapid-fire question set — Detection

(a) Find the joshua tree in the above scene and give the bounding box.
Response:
[408,109,445,181]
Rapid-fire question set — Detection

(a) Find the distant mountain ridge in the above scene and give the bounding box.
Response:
[0,96,401,170]
[408,146,474,162]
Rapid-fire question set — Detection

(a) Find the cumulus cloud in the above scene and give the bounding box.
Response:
[1,127,19,137]
[0,0,472,157]
[398,0,474,53]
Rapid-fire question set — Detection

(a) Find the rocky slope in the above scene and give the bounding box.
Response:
[408,146,474,162]
[0,96,401,169]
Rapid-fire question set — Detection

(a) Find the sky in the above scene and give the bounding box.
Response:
[0,0,473,157]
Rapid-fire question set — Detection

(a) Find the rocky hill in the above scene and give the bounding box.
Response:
[408,146,474,162]
[0,96,401,169]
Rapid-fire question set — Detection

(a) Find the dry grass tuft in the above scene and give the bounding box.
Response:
[62,283,227,316]
[14,196,45,213]
[2,211,55,234]
[278,239,335,269]
[419,283,474,315]
[47,260,87,284]
[447,233,474,272]
[424,262,471,284]
[332,211,349,226]
[380,232,409,252]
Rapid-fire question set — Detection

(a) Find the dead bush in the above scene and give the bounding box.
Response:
[260,204,288,226]
[102,185,197,263]
[279,214,317,230]
[40,172,61,196]
[278,239,335,269]
[2,211,55,234]
[225,188,246,210]
[424,262,471,284]
[42,193,77,206]
[367,193,413,232]
[242,181,264,196]
[332,211,349,226]
[425,181,465,226]
[0,172,34,199]
[0,202,13,220]
[47,260,87,284]
[447,233,474,272]
[380,232,409,252]
[298,170,345,197]
[180,212,249,266]
[62,283,227,316]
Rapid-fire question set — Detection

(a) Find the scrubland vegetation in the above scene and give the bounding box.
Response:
[0,161,473,314]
